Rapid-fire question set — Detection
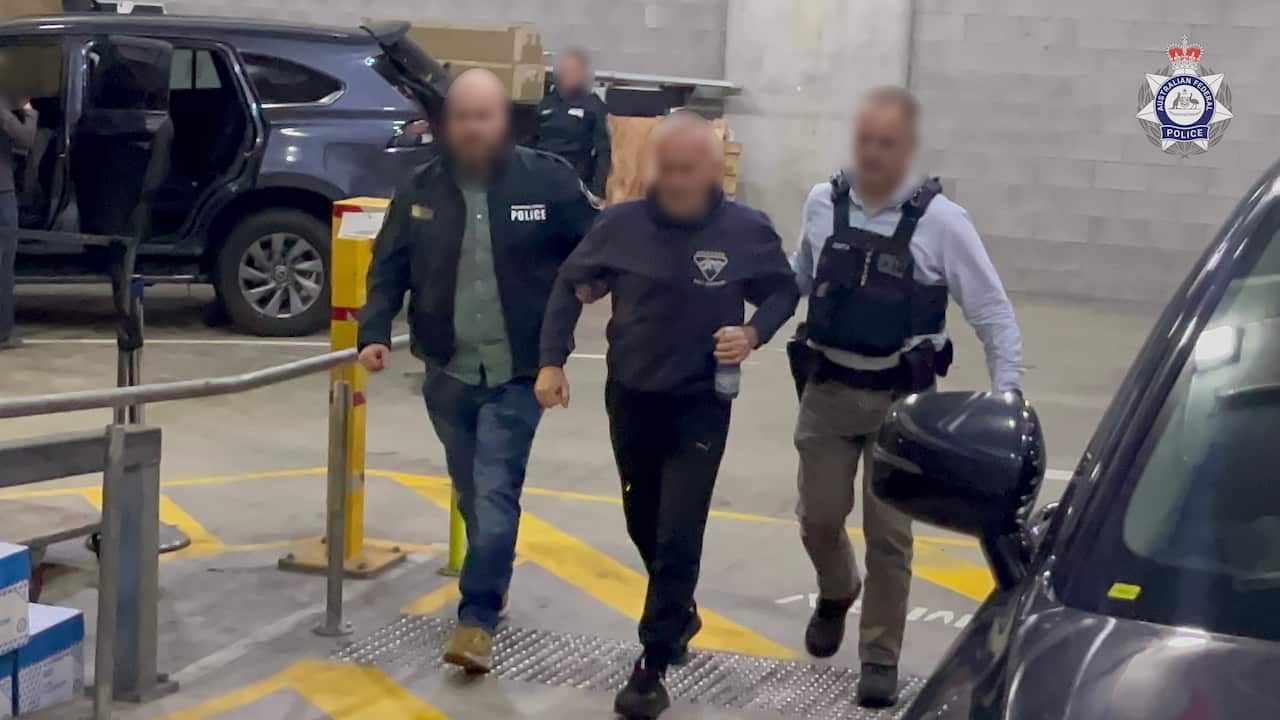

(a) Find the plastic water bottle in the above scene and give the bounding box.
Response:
[715,363,741,400]
[715,327,742,400]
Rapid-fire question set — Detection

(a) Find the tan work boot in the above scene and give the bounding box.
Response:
[443,625,494,674]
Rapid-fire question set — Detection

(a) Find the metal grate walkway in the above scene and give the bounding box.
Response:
[333,617,925,720]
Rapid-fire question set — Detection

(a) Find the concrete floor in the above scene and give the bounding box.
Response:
[0,284,1163,720]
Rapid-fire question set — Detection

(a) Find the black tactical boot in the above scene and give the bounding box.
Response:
[614,658,671,720]
[804,597,855,658]
[670,607,703,666]
[856,663,900,708]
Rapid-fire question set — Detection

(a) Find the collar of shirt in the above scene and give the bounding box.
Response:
[845,172,919,216]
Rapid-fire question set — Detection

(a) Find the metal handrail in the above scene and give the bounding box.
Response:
[0,334,411,420]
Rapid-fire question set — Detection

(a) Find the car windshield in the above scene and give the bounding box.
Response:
[1067,209,1280,642]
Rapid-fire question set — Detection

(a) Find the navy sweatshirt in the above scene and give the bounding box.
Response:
[540,193,801,394]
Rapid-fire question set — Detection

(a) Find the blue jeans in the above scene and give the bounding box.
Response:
[423,368,543,632]
[0,191,16,343]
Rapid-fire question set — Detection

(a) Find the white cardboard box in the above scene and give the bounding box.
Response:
[0,651,14,720]
[13,605,83,716]
[0,544,30,656]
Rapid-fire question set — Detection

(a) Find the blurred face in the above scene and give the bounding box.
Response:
[853,101,916,197]
[555,54,587,95]
[651,123,721,219]
[444,74,510,174]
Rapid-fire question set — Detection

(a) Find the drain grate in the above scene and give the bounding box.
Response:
[332,617,924,720]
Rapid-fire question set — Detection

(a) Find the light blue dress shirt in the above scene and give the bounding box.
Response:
[791,176,1024,392]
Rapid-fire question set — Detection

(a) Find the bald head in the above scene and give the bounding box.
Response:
[445,68,512,175]
[651,112,724,219]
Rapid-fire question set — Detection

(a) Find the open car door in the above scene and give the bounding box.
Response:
[73,35,173,240]
[72,35,174,357]
[360,21,449,124]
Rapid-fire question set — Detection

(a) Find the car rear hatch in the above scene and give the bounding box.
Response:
[360,21,449,121]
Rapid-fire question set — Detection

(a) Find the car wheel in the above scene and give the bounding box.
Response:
[217,209,330,337]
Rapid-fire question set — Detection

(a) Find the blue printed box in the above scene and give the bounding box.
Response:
[0,544,30,656]
[14,605,84,716]
[0,651,13,720]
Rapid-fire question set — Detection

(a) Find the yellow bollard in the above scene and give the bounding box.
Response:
[439,489,466,577]
[278,197,407,580]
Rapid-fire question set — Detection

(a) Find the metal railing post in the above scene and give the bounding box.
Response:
[92,424,126,720]
[111,426,174,702]
[315,380,353,637]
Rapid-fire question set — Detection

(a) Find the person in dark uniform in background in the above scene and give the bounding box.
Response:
[357,69,597,674]
[532,48,611,197]
[536,112,800,720]
[0,92,37,351]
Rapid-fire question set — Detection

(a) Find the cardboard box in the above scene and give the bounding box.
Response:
[403,23,542,65]
[0,651,13,720]
[722,147,741,178]
[0,0,62,18]
[445,60,544,104]
[0,545,29,657]
[13,605,84,716]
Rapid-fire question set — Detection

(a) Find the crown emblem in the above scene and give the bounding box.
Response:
[1167,35,1203,75]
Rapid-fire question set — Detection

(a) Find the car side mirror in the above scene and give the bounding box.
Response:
[871,391,1046,591]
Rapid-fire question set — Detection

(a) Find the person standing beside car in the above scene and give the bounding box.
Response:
[0,93,37,351]
[532,48,611,198]
[790,86,1023,708]
[356,69,597,674]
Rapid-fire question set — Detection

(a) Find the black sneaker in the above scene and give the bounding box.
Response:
[669,608,703,666]
[614,658,670,720]
[804,597,855,658]
[0,338,24,352]
[856,663,900,708]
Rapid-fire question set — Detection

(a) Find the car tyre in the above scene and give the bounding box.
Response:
[216,209,330,337]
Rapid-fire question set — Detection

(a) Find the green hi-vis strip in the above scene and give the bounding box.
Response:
[1107,582,1142,601]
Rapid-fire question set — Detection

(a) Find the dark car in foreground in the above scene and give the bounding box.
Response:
[2,14,447,335]
[874,162,1280,718]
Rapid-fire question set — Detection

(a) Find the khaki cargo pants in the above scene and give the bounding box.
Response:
[795,379,913,666]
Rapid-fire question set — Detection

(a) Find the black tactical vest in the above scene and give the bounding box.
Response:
[805,174,949,358]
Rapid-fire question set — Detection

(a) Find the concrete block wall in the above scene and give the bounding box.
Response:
[723,0,912,242]
[910,0,1280,302]
[164,0,727,78]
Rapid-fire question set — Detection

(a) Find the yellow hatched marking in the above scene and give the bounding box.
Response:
[386,471,795,659]
[159,660,448,720]
[79,488,225,558]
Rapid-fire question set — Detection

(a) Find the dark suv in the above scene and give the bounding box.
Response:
[2,14,447,335]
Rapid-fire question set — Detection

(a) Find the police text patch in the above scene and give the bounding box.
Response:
[511,204,548,222]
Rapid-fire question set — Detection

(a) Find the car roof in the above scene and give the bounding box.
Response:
[0,13,376,45]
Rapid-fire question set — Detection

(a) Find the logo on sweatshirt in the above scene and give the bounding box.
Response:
[693,250,729,286]
[511,203,548,222]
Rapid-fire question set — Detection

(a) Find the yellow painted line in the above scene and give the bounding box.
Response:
[0,467,326,502]
[159,660,448,720]
[161,467,327,489]
[403,578,462,616]
[908,540,995,602]
[80,488,226,559]
[403,558,526,615]
[1,465,990,601]
[387,471,795,659]
[0,467,979,549]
